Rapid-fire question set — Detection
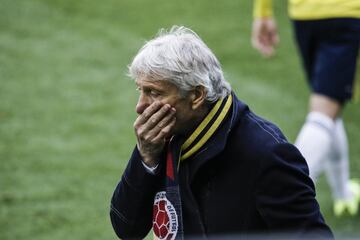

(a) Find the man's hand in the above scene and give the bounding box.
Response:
[134,102,176,167]
[251,17,279,57]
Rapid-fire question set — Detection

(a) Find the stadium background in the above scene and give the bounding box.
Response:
[1,0,359,239]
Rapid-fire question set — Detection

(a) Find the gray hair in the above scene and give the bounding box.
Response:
[128,26,231,102]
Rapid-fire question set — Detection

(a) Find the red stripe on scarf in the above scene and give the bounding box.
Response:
[166,149,175,181]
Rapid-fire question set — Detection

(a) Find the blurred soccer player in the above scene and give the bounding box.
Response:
[252,0,360,217]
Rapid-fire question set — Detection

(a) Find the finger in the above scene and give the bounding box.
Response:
[152,117,176,143]
[251,18,266,48]
[252,36,266,55]
[252,29,272,57]
[255,36,271,57]
[270,31,280,46]
[251,26,264,49]
[265,27,278,56]
[146,108,176,138]
[258,33,275,57]
[135,104,172,141]
[251,35,261,50]
[134,101,162,128]
[142,104,172,131]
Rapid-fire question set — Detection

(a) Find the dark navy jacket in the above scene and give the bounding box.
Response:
[110,93,333,239]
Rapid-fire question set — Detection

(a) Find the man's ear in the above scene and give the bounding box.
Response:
[190,86,206,110]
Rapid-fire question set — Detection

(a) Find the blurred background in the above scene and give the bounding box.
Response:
[1,0,359,239]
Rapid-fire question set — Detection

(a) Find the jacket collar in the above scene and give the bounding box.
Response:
[180,94,233,162]
[186,92,248,182]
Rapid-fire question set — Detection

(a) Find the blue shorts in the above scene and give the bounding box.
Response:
[293,18,360,104]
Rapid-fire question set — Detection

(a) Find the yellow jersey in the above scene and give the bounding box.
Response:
[254,0,360,20]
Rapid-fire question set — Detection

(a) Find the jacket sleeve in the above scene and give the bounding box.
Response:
[110,147,161,239]
[255,142,334,239]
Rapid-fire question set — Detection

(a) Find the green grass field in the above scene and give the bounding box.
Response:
[1,0,359,239]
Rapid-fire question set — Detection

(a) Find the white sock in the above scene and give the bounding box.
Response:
[324,118,353,200]
[295,112,335,182]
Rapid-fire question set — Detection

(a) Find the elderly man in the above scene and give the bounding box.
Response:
[110,26,333,239]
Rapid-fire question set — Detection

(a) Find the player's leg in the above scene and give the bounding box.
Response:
[295,94,340,181]
[326,118,360,216]
[292,20,338,182]
[315,18,360,216]
[296,18,360,216]
[293,18,359,201]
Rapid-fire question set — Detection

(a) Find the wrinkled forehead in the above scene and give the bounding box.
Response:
[135,77,178,91]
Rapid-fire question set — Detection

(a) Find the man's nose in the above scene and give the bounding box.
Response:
[135,93,151,115]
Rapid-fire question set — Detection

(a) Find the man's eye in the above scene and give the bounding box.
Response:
[150,90,160,97]
[136,87,141,91]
